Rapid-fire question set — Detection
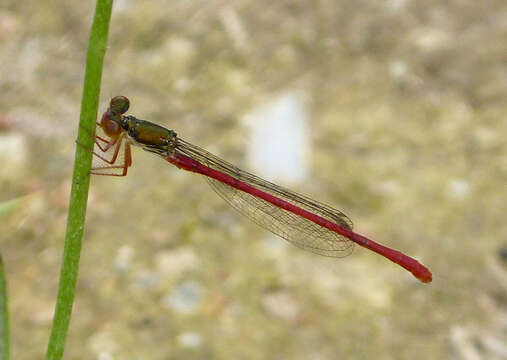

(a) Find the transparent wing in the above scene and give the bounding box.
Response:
[176,138,354,257]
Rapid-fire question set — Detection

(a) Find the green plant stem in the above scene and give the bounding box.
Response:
[45,1,113,359]
[0,255,9,360]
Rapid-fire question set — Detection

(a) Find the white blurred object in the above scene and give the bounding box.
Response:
[154,246,199,277]
[219,7,249,52]
[261,290,300,321]
[0,133,28,181]
[113,245,134,273]
[449,326,481,360]
[162,281,202,314]
[447,179,471,200]
[177,331,202,348]
[243,92,309,184]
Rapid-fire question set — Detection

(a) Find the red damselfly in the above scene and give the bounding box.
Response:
[89,96,432,283]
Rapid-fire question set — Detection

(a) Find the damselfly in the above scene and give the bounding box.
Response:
[89,96,432,283]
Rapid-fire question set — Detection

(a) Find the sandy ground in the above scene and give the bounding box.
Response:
[1,1,506,359]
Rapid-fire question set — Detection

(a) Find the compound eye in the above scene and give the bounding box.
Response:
[109,96,130,116]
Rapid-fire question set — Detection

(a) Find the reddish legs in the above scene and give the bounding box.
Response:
[78,121,132,176]
[90,134,132,176]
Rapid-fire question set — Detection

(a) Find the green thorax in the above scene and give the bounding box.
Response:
[123,115,176,147]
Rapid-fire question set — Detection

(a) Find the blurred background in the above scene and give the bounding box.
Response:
[1,0,506,359]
